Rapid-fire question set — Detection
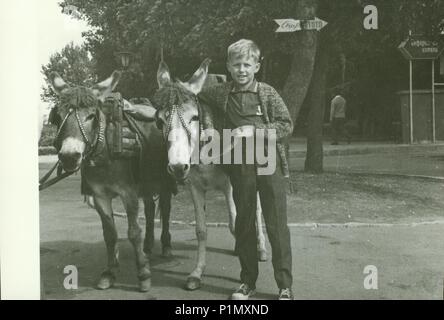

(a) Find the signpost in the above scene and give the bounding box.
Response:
[398,34,444,143]
[274,17,328,32]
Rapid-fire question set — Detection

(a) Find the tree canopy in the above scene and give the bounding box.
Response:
[51,0,444,134]
[41,42,96,105]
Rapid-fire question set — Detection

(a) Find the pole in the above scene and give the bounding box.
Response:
[432,59,436,143]
[409,59,413,144]
[160,42,164,62]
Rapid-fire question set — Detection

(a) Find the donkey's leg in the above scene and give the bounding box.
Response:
[94,195,119,290]
[256,194,268,262]
[159,191,173,258]
[142,196,155,256]
[186,184,207,291]
[223,180,236,237]
[121,191,151,292]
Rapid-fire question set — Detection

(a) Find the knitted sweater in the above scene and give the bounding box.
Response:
[199,81,293,177]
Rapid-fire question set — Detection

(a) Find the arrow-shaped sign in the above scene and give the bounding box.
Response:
[274,17,328,32]
[274,19,302,32]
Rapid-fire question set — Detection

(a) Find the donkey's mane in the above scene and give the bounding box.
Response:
[59,86,98,110]
[152,83,195,110]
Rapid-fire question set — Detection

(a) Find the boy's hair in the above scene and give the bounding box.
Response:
[227,39,261,62]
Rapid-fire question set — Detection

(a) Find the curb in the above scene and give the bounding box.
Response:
[332,171,444,181]
[289,143,444,158]
[112,212,444,229]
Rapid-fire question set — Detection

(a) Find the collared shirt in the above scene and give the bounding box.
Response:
[226,80,264,128]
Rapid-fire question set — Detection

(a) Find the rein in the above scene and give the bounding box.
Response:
[39,160,76,191]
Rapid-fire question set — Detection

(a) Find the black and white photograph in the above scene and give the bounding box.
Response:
[2,0,444,302]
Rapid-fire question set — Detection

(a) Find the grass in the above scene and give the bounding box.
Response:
[111,171,444,225]
[39,162,444,225]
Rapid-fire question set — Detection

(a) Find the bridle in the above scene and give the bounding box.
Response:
[159,95,203,147]
[53,104,106,165]
[40,103,106,191]
[157,93,236,165]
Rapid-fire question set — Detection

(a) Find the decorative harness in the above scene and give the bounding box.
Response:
[161,94,204,149]
[53,106,106,163]
[40,95,107,191]
[159,91,236,164]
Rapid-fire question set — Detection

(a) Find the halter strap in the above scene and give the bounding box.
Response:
[163,95,203,142]
[53,106,106,165]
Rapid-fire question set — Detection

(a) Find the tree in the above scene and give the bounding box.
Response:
[62,0,317,112]
[59,0,444,174]
[41,42,96,105]
[303,0,444,173]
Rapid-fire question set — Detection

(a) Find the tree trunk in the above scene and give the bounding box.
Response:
[281,0,318,124]
[304,29,329,173]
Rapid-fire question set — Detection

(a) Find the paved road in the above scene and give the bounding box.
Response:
[41,215,444,300]
[39,145,444,300]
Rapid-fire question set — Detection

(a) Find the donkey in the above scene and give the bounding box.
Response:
[153,59,267,290]
[48,71,175,292]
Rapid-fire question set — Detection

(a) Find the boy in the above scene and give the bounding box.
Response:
[199,39,294,300]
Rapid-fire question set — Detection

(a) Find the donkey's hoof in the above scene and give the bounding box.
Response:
[96,274,115,290]
[258,250,268,262]
[139,278,151,292]
[185,277,202,291]
[162,247,173,258]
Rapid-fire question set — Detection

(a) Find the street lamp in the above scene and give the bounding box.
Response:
[116,51,133,70]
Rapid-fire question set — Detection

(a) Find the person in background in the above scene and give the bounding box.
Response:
[330,91,351,145]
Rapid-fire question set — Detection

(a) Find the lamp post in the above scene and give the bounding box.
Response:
[116,51,133,70]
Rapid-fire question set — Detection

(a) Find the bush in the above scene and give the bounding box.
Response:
[39,124,57,147]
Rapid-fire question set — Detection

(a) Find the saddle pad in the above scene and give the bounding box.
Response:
[103,93,141,159]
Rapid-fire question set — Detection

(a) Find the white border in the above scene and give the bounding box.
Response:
[0,0,40,300]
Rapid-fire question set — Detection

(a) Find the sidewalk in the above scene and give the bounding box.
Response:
[288,137,444,158]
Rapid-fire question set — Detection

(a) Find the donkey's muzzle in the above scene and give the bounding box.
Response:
[167,163,190,181]
[58,151,82,172]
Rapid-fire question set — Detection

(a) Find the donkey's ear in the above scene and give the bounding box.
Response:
[184,58,211,95]
[49,72,69,95]
[92,70,121,100]
[157,61,171,88]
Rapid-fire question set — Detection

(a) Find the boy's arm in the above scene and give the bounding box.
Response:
[255,87,293,141]
[198,85,218,107]
[330,100,335,122]
[123,100,156,121]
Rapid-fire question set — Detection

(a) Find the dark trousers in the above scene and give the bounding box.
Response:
[228,161,293,290]
[332,118,351,144]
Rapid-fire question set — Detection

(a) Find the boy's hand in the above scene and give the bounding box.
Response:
[123,100,138,114]
[233,125,255,138]
[123,100,156,119]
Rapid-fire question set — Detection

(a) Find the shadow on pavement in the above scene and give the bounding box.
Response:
[41,239,240,300]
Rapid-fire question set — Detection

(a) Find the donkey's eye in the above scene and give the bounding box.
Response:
[85,114,96,121]
[191,116,199,122]
[156,118,164,130]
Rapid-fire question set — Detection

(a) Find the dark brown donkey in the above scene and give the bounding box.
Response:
[48,71,175,292]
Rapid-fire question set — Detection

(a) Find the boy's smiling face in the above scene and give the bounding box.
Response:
[227,55,260,90]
